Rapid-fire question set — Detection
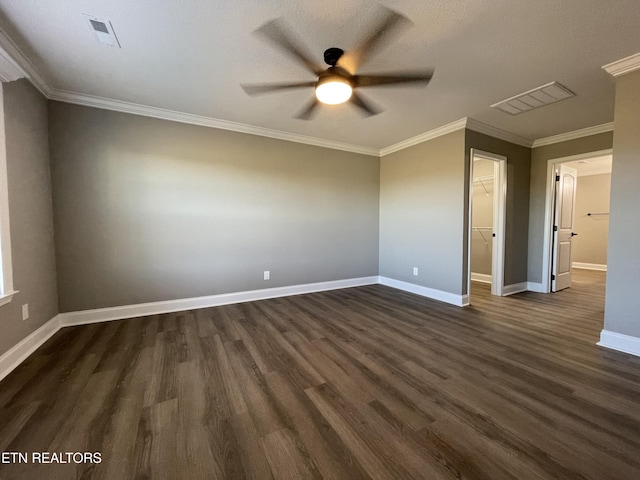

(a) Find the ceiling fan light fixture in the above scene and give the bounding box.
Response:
[315,76,352,105]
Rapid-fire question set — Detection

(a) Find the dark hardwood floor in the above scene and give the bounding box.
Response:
[1,269,640,479]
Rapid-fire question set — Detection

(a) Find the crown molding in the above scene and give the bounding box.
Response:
[464,118,533,148]
[0,26,378,157]
[602,52,640,77]
[531,122,614,148]
[0,45,25,83]
[0,23,622,159]
[48,90,380,157]
[380,118,468,156]
[379,117,535,157]
[0,27,53,95]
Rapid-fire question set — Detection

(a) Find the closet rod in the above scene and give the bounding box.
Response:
[473,175,494,182]
[474,176,491,195]
[472,227,492,246]
[587,212,609,216]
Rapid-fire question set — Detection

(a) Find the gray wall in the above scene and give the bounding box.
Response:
[471,159,494,276]
[528,132,613,283]
[465,131,531,288]
[604,69,640,338]
[379,130,466,295]
[0,80,58,356]
[49,102,380,312]
[573,173,610,266]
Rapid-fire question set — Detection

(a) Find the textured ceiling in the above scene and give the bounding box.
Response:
[0,0,638,150]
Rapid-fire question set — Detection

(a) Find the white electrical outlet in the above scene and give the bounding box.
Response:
[413,267,419,276]
[22,304,29,320]
[264,271,270,280]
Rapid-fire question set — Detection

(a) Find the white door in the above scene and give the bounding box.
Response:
[552,164,578,292]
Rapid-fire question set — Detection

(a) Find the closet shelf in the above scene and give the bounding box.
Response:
[473,175,494,196]
[473,175,494,182]
[472,227,492,246]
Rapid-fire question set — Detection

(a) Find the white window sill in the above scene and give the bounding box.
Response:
[0,290,18,307]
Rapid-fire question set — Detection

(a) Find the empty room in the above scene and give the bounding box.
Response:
[1,1,639,479]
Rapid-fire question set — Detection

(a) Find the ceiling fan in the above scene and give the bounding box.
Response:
[241,7,435,119]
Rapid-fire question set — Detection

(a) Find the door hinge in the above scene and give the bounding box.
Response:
[555,174,560,181]
[553,225,558,232]
[551,274,556,280]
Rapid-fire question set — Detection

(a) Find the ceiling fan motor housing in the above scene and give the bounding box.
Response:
[323,47,344,66]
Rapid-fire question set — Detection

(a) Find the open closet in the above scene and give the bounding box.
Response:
[467,148,506,300]
[471,158,496,285]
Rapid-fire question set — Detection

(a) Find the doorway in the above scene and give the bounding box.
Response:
[542,150,613,292]
[467,149,507,301]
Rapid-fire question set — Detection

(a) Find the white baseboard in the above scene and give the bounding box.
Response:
[59,276,379,327]
[527,282,546,293]
[378,276,465,307]
[502,282,528,296]
[0,275,461,381]
[1,277,380,381]
[470,272,492,284]
[0,314,61,383]
[597,330,640,357]
[572,262,607,271]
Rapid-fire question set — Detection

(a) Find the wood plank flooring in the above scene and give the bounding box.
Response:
[1,269,640,479]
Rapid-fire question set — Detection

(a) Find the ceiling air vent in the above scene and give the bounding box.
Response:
[83,15,120,48]
[491,82,574,115]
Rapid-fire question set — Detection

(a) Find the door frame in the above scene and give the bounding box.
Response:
[541,149,612,293]
[467,149,507,300]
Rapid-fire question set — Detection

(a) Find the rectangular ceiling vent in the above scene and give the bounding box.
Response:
[491,82,574,115]
[83,15,120,48]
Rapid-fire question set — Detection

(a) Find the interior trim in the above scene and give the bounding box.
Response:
[540,149,613,293]
[467,149,508,298]
[0,290,17,307]
[502,282,528,296]
[49,89,381,157]
[470,272,492,284]
[531,122,614,148]
[380,117,534,156]
[58,277,379,327]
[0,27,619,158]
[0,46,26,82]
[0,83,16,301]
[379,118,468,156]
[526,282,546,293]
[0,276,479,381]
[378,276,466,306]
[0,277,379,381]
[0,314,61,382]
[461,294,470,307]
[465,118,533,148]
[598,330,640,358]
[0,27,51,96]
[572,262,607,271]
[602,52,640,77]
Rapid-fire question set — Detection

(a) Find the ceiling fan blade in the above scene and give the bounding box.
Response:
[295,98,321,120]
[342,7,412,72]
[254,19,324,76]
[353,69,434,88]
[241,81,317,96]
[350,92,382,117]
